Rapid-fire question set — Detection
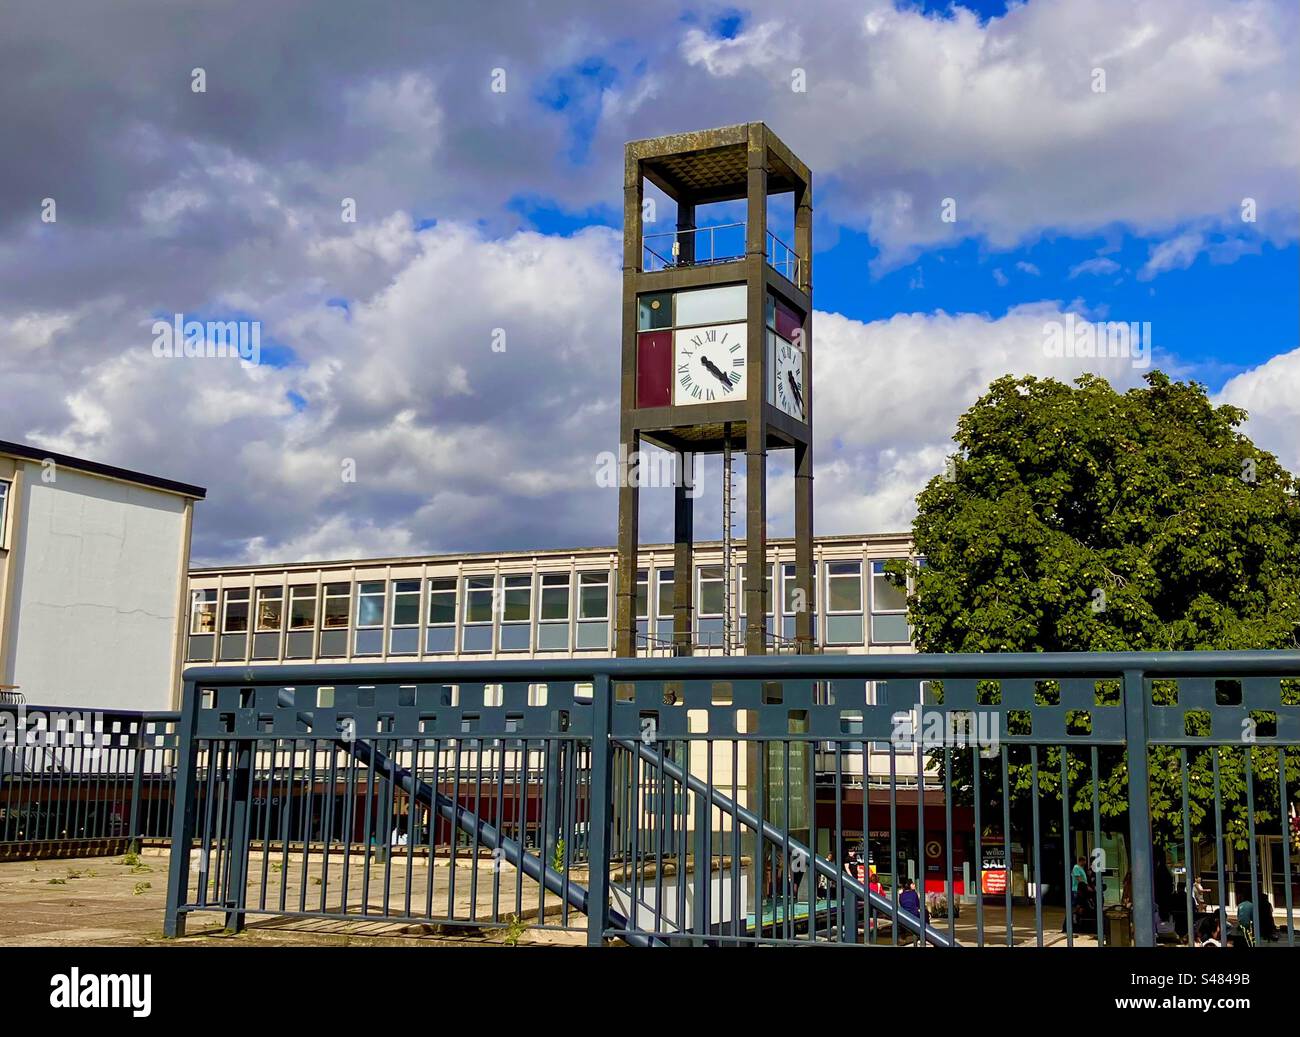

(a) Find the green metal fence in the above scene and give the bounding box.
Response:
[0,705,180,859]
[145,653,1300,946]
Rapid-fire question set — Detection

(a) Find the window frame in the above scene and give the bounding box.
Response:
[425,576,457,654]
[869,558,912,645]
[537,571,572,651]
[288,585,317,630]
[823,560,863,647]
[255,586,284,632]
[462,574,496,653]
[321,583,351,630]
[0,478,10,550]
[221,587,251,634]
[499,573,534,652]
[190,588,218,634]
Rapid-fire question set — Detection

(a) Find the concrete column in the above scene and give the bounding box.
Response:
[673,452,694,656]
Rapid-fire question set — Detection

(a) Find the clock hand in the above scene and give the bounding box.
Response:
[700,355,734,389]
[787,371,805,414]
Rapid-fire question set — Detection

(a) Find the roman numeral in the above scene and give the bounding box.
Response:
[732,357,744,366]
[705,329,717,342]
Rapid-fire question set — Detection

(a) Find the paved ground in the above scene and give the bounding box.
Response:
[0,849,586,947]
[2,849,1119,947]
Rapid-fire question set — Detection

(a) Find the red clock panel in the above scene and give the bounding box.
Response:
[636,330,672,407]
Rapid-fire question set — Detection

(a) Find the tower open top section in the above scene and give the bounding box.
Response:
[628,123,810,205]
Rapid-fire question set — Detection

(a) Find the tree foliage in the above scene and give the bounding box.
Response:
[895,372,1300,847]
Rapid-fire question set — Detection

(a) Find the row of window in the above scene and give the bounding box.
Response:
[187,559,914,661]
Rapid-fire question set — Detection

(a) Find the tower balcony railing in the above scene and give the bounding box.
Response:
[765,229,801,284]
[641,223,803,286]
[642,222,745,271]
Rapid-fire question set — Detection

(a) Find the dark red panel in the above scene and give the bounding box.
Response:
[773,296,803,342]
[636,331,672,408]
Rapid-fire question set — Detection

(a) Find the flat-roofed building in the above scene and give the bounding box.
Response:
[185,533,958,886]
[0,440,205,711]
[184,531,919,667]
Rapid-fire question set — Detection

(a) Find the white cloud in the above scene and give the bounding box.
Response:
[1138,231,1205,280]
[1215,347,1300,474]
[628,0,1299,268]
[1069,257,1121,278]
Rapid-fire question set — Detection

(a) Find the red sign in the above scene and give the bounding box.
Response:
[981,869,1007,895]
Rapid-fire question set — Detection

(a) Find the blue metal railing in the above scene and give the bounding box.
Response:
[159,651,1300,947]
[640,222,803,286]
[0,704,180,857]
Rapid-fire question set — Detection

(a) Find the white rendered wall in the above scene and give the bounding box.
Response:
[9,463,187,710]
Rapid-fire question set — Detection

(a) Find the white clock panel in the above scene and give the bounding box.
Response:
[673,322,747,405]
[771,335,806,421]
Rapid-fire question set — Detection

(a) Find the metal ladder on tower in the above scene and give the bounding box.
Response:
[721,423,735,655]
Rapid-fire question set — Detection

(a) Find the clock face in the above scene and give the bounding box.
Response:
[674,323,746,405]
[773,338,805,420]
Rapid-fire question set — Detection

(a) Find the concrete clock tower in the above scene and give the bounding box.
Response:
[613,123,814,658]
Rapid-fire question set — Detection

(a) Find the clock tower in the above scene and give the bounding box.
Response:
[614,123,814,657]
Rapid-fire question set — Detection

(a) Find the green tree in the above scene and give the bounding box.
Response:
[893,372,1300,849]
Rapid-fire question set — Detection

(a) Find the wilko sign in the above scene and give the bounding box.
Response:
[981,845,1008,895]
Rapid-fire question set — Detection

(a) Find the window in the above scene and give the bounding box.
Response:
[285,585,317,659]
[289,586,316,628]
[190,589,218,634]
[251,586,283,660]
[538,572,570,651]
[255,587,283,631]
[0,479,10,548]
[696,565,725,647]
[655,569,675,643]
[780,563,817,642]
[500,574,532,651]
[825,561,863,645]
[319,582,351,657]
[322,584,350,628]
[426,577,456,654]
[222,588,250,633]
[579,571,609,619]
[354,581,386,655]
[220,588,250,661]
[577,570,609,650]
[390,579,421,655]
[697,566,725,615]
[187,588,218,662]
[871,559,911,644]
[462,575,495,652]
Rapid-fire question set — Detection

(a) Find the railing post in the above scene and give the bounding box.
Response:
[585,674,614,947]
[163,681,201,938]
[1123,668,1155,947]
[223,739,254,933]
[693,786,710,944]
[127,718,146,852]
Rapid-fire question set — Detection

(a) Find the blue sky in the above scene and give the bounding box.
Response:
[1,0,1296,563]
